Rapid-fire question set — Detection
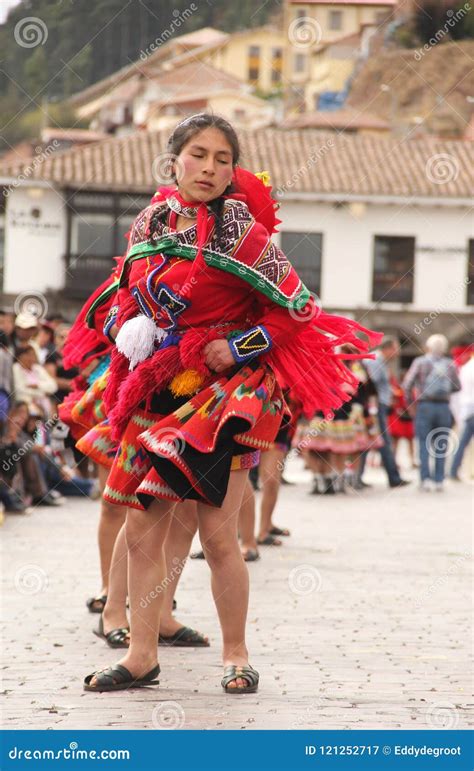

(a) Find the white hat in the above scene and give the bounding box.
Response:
[15,312,39,330]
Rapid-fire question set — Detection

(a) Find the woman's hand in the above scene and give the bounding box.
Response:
[204,339,235,373]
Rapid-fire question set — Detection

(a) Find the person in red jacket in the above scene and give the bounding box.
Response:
[81,113,380,695]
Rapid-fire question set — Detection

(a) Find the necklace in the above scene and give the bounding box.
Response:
[167,194,200,219]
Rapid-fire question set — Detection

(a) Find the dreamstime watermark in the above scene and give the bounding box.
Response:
[151,152,186,186]
[277,418,331,471]
[415,551,470,609]
[140,556,186,608]
[151,701,186,729]
[288,291,322,323]
[14,17,48,48]
[2,414,58,475]
[292,699,324,728]
[277,138,335,196]
[288,17,322,48]
[144,426,186,460]
[3,141,60,198]
[414,4,471,60]
[426,701,460,729]
[140,5,197,60]
[14,290,49,320]
[425,153,459,185]
[288,564,322,596]
[14,564,49,595]
[426,427,459,460]
[413,277,470,335]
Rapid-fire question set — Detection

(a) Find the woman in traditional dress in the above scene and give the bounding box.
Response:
[82,113,379,694]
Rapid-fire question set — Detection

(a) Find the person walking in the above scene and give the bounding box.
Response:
[450,354,474,480]
[403,334,461,491]
[362,337,409,488]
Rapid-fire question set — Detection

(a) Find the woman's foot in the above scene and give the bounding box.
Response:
[257,533,282,546]
[86,654,158,690]
[159,616,209,646]
[222,656,259,692]
[102,606,129,637]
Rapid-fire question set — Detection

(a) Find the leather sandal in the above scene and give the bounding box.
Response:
[221,664,259,694]
[84,663,160,692]
[93,615,130,649]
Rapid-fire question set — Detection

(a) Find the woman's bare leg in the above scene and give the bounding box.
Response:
[95,464,126,598]
[257,447,285,542]
[198,469,250,688]
[238,478,258,557]
[159,500,200,636]
[101,522,129,634]
[89,500,176,682]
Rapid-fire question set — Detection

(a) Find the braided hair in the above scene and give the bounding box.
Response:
[148,113,241,252]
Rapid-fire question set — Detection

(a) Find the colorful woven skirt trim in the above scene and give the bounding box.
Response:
[102,362,285,511]
[70,369,119,468]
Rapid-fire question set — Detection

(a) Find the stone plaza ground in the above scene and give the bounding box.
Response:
[2,456,472,731]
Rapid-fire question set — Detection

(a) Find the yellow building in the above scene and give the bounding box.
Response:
[283,0,396,112]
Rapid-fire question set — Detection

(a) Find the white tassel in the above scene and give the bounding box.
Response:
[115,315,167,370]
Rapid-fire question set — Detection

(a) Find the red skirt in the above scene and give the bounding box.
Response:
[79,362,286,510]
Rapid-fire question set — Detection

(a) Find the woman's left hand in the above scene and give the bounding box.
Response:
[204,339,235,373]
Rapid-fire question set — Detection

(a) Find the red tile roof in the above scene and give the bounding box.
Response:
[1,127,471,199]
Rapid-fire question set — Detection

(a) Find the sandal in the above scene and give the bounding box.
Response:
[190,550,205,560]
[159,626,209,647]
[257,535,282,546]
[221,664,259,694]
[242,548,260,562]
[84,663,160,692]
[269,526,290,537]
[93,616,130,649]
[86,595,107,614]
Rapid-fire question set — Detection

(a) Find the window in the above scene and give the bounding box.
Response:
[271,47,283,84]
[468,239,474,305]
[280,231,323,296]
[294,53,307,73]
[329,10,343,30]
[295,9,307,27]
[372,235,415,303]
[248,45,260,82]
[71,212,114,257]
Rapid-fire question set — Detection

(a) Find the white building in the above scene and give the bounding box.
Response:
[1,127,472,361]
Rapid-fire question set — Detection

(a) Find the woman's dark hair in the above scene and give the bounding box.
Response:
[148,113,240,250]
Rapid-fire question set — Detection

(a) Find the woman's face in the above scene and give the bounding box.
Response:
[175,127,234,204]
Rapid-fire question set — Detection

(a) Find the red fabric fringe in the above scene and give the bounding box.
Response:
[63,276,117,370]
[268,313,382,419]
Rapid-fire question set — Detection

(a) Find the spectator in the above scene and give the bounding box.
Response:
[362,337,409,488]
[12,313,41,358]
[45,324,77,405]
[403,334,461,491]
[0,310,15,345]
[12,345,57,417]
[0,331,13,423]
[36,321,56,365]
[450,355,474,481]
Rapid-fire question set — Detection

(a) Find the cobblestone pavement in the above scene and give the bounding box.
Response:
[2,457,472,731]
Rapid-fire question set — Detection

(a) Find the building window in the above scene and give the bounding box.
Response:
[271,47,283,84]
[248,45,260,83]
[329,10,343,31]
[294,53,307,73]
[468,239,474,305]
[71,212,115,257]
[372,235,415,303]
[280,231,323,296]
[295,9,307,27]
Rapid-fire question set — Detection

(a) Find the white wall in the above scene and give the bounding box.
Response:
[4,185,67,295]
[275,200,473,312]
